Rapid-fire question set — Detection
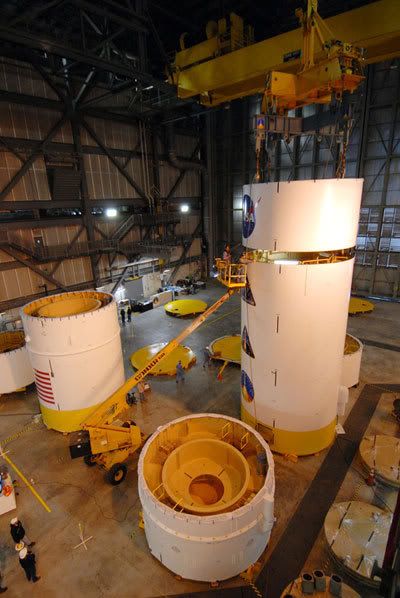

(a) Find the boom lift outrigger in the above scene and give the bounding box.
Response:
[69,262,246,484]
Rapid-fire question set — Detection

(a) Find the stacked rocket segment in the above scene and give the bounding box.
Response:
[22,291,125,432]
[240,179,363,455]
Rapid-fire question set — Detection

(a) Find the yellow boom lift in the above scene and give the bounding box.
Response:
[69,263,246,484]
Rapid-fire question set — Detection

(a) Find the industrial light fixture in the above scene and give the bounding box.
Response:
[180,204,189,213]
[105,207,117,218]
[273,259,299,266]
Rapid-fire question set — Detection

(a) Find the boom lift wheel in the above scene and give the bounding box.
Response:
[83,455,96,467]
[106,463,128,485]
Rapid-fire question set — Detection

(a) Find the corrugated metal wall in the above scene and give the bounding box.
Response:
[0,58,202,309]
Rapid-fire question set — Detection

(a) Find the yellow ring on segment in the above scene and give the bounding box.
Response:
[241,405,336,456]
[40,401,106,433]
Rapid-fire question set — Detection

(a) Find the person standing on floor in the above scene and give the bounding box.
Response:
[127,305,132,322]
[0,570,7,593]
[202,347,211,369]
[18,547,40,583]
[10,518,35,548]
[137,379,146,401]
[120,308,126,325]
[176,360,185,383]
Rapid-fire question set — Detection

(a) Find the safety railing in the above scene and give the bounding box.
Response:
[215,259,247,288]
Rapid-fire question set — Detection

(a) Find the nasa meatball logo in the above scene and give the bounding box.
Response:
[241,370,254,403]
[242,194,255,238]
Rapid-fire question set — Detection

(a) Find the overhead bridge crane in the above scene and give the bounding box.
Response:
[69,262,246,484]
[169,0,400,181]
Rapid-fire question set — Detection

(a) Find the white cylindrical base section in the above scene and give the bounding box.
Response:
[341,335,363,388]
[0,332,34,394]
[241,260,354,453]
[22,292,125,432]
[138,414,275,582]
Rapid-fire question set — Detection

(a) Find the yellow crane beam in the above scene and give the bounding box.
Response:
[171,0,400,106]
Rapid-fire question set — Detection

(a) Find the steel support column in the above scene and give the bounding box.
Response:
[205,112,217,267]
[71,117,100,286]
[0,114,67,201]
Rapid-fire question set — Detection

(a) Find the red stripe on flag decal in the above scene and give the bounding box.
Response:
[37,386,54,399]
[35,379,52,390]
[35,372,50,380]
[38,395,55,405]
[35,374,50,382]
[38,392,55,403]
[34,369,50,376]
[34,368,55,404]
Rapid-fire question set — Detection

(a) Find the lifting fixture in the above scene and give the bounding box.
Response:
[170,0,400,182]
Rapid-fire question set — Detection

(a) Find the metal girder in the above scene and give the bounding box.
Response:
[30,61,68,104]
[82,119,148,201]
[0,133,198,166]
[166,140,202,201]
[8,0,66,28]
[0,199,144,210]
[356,67,373,179]
[49,225,85,276]
[71,117,99,285]
[0,252,203,311]
[0,27,173,96]
[0,209,189,229]
[72,0,148,34]
[110,264,130,294]
[0,114,67,201]
[169,221,202,282]
[80,80,135,109]
[0,244,67,291]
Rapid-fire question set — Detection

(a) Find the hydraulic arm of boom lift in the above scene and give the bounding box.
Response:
[69,263,246,484]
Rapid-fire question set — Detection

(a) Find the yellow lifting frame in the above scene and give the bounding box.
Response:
[171,0,400,106]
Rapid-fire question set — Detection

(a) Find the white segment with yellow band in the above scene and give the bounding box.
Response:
[21,291,125,432]
[241,179,363,455]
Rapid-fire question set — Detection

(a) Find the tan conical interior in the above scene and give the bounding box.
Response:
[23,291,110,318]
[162,438,250,514]
[143,415,268,516]
[0,331,25,354]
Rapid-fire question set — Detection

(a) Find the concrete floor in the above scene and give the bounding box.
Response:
[0,284,399,598]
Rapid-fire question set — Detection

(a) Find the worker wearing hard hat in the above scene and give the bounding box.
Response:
[10,518,35,548]
[222,244,231,263]
[18,547,40,583]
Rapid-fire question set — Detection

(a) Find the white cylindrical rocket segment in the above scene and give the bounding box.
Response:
[241,179,363,455]
[0,331,34,394]
[22,291,125,432]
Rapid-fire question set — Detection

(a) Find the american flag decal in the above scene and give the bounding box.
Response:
[34,369,55,405]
